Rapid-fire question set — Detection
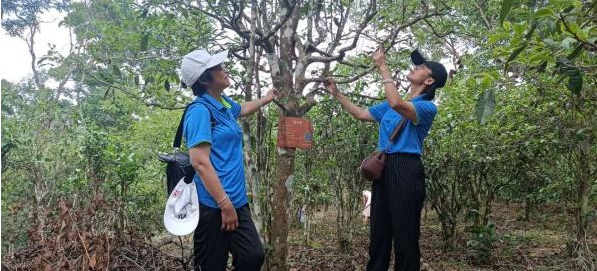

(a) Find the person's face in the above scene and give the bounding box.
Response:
[406,64,435,86]
[205,64,230,90]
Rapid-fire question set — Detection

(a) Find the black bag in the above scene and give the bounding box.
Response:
[158,101,213,196]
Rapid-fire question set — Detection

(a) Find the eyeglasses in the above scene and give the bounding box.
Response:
[413,64,433,77]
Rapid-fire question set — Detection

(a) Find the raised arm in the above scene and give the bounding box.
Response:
[239,88,279,117]
[372,47,418,123]
[324,78,374,122]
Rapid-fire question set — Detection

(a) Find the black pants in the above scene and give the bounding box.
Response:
[193,204,264,271]
[366,153,426,271]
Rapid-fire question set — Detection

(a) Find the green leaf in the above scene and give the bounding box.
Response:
[563,21,589,41]
[565,22,580,35]
[488,33,510,45]
[475,89,496,125]
[505,42,527,71]
[513,22,526,36]
[536,61,547,73]
[567,44,584,60]
[542,38,558,48]
[477,73,494,88]
[534,8,555,18]
[561,37,576,49]
[112,65,121,77]
[502,21,512,31]
[466,77,477,88]
[487,71,501,80]
[564,67,583,94]
[164,79,171,91]
[576,29,589,42]
[140,34,149,51]
[500,0,518,25]
[528,52,551,65]
[525,22,537,39]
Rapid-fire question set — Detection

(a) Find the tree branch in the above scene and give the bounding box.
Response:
[424,18,453,39]
[84,70,185,110]
[305,66,376,85]
[473,0,493,30]
[308,8,377,64]
[560,13,597,51]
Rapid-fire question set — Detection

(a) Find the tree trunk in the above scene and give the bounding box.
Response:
[243,0,264,237]
[268,147,295,271]
[266,4,301,269]
[574,143,591,244]
[26,24,44,91]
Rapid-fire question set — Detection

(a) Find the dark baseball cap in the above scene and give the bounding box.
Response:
[410,49,448,88]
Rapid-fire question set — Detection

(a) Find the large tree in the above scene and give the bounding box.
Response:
[170,0,449,269]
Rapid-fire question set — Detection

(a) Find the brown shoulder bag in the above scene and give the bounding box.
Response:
[359,117,407,181]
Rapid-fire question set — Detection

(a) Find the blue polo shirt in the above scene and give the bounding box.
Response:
[183,93,248,208]
[368,95,437,155]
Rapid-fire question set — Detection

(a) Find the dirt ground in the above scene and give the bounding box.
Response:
[3,203,594,270]
[286,203,595,271]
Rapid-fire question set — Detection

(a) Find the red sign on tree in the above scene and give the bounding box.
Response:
[276,117,313,149]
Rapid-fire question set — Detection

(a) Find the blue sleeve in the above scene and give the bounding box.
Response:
[223,95,242,119]
[368,101,390,123]
[413,100,437,126]
[184,104,212,149]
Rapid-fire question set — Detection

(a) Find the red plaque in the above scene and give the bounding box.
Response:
[276,117,314,149]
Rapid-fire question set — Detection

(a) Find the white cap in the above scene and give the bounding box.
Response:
[180,49,228,87]
[163,178,200,236]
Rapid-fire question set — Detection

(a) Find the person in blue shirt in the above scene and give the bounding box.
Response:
[180,49,278,271]
[325,46,447,271]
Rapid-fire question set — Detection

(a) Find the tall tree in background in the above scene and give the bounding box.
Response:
[1,0,71,92]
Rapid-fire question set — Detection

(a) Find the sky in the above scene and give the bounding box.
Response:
[1,11,71,83]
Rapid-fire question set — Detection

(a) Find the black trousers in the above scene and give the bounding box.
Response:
[193,203,264,271]
[366,153,426,271]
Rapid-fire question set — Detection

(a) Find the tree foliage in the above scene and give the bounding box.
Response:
[1,0,595,270]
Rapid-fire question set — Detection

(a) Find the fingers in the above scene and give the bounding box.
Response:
[221,213,239,231]
[269,88,280,99]
[227,219,238,231]
[222,220,237,231]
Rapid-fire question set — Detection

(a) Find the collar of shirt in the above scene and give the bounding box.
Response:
[410,94,426,102]
[199,92,227,112]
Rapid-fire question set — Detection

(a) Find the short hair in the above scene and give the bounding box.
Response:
[186,65,221,96]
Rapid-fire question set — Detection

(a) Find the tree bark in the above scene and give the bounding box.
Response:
[242,0,264,238]
[574,141,591,243]
[269,147,295,271]
[26,24,44,91]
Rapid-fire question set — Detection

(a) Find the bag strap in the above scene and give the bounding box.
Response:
[173,100,213,149]
[383,117,407,152]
